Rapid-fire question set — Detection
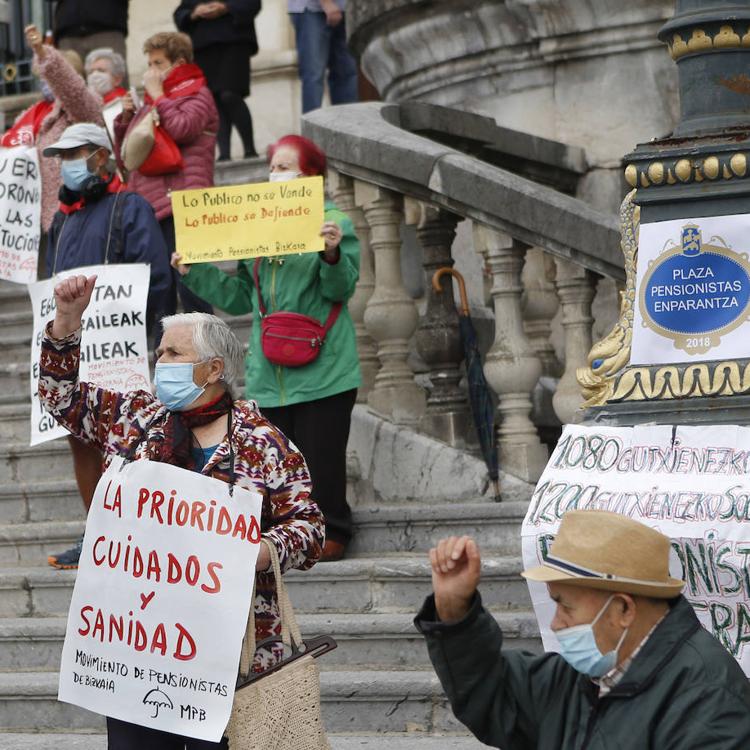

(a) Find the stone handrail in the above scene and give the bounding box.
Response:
[303,102,623,281]
[302,102,624,486]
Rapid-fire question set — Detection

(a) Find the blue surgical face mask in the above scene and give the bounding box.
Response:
[60,153,98,191]
[554,595,629,677]
[154,361,208,411]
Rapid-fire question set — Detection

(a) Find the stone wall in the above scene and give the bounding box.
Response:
[349,0,679,215]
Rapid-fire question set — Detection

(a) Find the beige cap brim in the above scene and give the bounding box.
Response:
[521,563,685,599]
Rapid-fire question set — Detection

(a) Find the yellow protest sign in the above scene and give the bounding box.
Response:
[171,176,325,263]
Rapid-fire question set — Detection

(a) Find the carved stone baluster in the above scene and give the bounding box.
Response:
[476,225,548,483]
[328,171,378,401]
[358,184,426,424]
[406,200,471,447]
[553,258,597,424]
[522,247,562,378]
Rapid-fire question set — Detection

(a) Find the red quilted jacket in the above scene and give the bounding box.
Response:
[114,64,218,221]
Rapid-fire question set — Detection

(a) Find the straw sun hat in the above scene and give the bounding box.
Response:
[522,510,685,599]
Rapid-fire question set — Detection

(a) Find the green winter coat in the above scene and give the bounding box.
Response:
[182,201,361,407]
[415,593,750,750]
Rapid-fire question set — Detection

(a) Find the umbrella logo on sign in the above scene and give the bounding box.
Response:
[143,688,174,718]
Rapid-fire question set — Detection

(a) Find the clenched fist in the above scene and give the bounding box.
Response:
[430,535,482,623]
[51,275,97,340]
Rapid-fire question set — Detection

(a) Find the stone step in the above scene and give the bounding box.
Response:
[0,733,490,750]
[0,361,31,398]
[0,521,84,566]
[0,403,32,445]
[0,310,32,339]
[0,283,32,315]
[0,669,476,734]
[0,555,528,618]
[0,480,82,524]
[0,610,539,672]
[350,502,526,555]
[1,441,74,483]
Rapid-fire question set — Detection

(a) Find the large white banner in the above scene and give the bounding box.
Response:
[58,458,262,741]
[29,263,150,446]
[0,146,42,284]
[522,424,750,676]
[632,214,750,365]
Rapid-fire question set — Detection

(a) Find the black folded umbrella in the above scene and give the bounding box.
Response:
[433,267,500,500]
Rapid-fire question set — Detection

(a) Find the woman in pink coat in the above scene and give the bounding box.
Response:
[24,25,104,233]
[114,31,218,319]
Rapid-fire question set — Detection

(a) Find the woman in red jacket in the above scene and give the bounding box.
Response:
[114,32,216,319]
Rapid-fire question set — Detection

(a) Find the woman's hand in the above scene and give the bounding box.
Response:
[321,221,342,261]
[51,275,97,340]
[121,91,136,123]
[171,252,189,277]
[25,25,46,59]
[142,68,164,100]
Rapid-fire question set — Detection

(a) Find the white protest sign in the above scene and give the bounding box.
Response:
[0,145,41,283]
[632,214,750,365]
[522,423,750,676]
[58,458,262,741]
[29,263,150,445]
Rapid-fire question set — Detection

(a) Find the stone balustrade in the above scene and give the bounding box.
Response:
[304,102,624,485]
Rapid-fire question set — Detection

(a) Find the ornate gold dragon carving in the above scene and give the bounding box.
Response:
[577,190,638,407]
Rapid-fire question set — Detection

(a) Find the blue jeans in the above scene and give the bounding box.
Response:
[290,10,358,114]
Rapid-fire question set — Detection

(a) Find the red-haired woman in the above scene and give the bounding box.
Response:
[173,135,361,561]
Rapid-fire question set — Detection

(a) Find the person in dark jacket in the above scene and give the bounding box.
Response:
[174,1,260,161]
[42,122,171,571]
[45,0,130,64]
[416,510,750,750]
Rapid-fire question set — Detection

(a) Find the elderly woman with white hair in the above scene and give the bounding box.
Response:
[85,47,128,103]
[38,274,325,748]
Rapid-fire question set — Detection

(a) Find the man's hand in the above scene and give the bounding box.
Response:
[430,536,481,623]
[25,25,47,59]
[320,0,343,27]
[51,275,97,340]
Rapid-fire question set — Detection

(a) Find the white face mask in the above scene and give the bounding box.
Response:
[269,171,301,182]
[87,70,114,96]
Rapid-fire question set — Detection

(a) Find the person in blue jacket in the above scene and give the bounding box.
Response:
[42,122,172,570]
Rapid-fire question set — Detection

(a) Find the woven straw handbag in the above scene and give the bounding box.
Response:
[225,540,336,749]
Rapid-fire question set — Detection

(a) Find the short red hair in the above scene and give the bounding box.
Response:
[267,135,327,176]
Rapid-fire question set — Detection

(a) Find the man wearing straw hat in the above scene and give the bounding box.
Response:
[415,510,750,749]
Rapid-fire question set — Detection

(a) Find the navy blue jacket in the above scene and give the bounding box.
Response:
[47,189,171,331]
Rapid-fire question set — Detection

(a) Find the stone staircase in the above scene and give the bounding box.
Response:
[0,276,539,748]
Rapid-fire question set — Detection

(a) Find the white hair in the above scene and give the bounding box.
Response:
[161,313,244,394]
[85,47,127,79]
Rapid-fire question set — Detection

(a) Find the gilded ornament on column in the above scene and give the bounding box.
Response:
[577,191,639,407]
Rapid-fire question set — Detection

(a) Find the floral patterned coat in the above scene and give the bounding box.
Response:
[38,324,324,671]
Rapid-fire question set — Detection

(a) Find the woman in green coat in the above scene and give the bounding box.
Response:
[173,135,361,561]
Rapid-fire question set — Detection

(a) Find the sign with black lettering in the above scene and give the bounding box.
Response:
[28,263,150,445]
[0,146,41,283]
[58,456,262,740]
[522,424,750,676]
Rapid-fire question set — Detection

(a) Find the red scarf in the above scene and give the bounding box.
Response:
[157,391,234,471]
[103,86,128,104]
[1,100,54,147]
[59,175,125,215]
[144,63,206,105]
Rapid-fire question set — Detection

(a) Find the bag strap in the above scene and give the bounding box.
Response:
[238,538,303,679]
[252,258,343,331]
